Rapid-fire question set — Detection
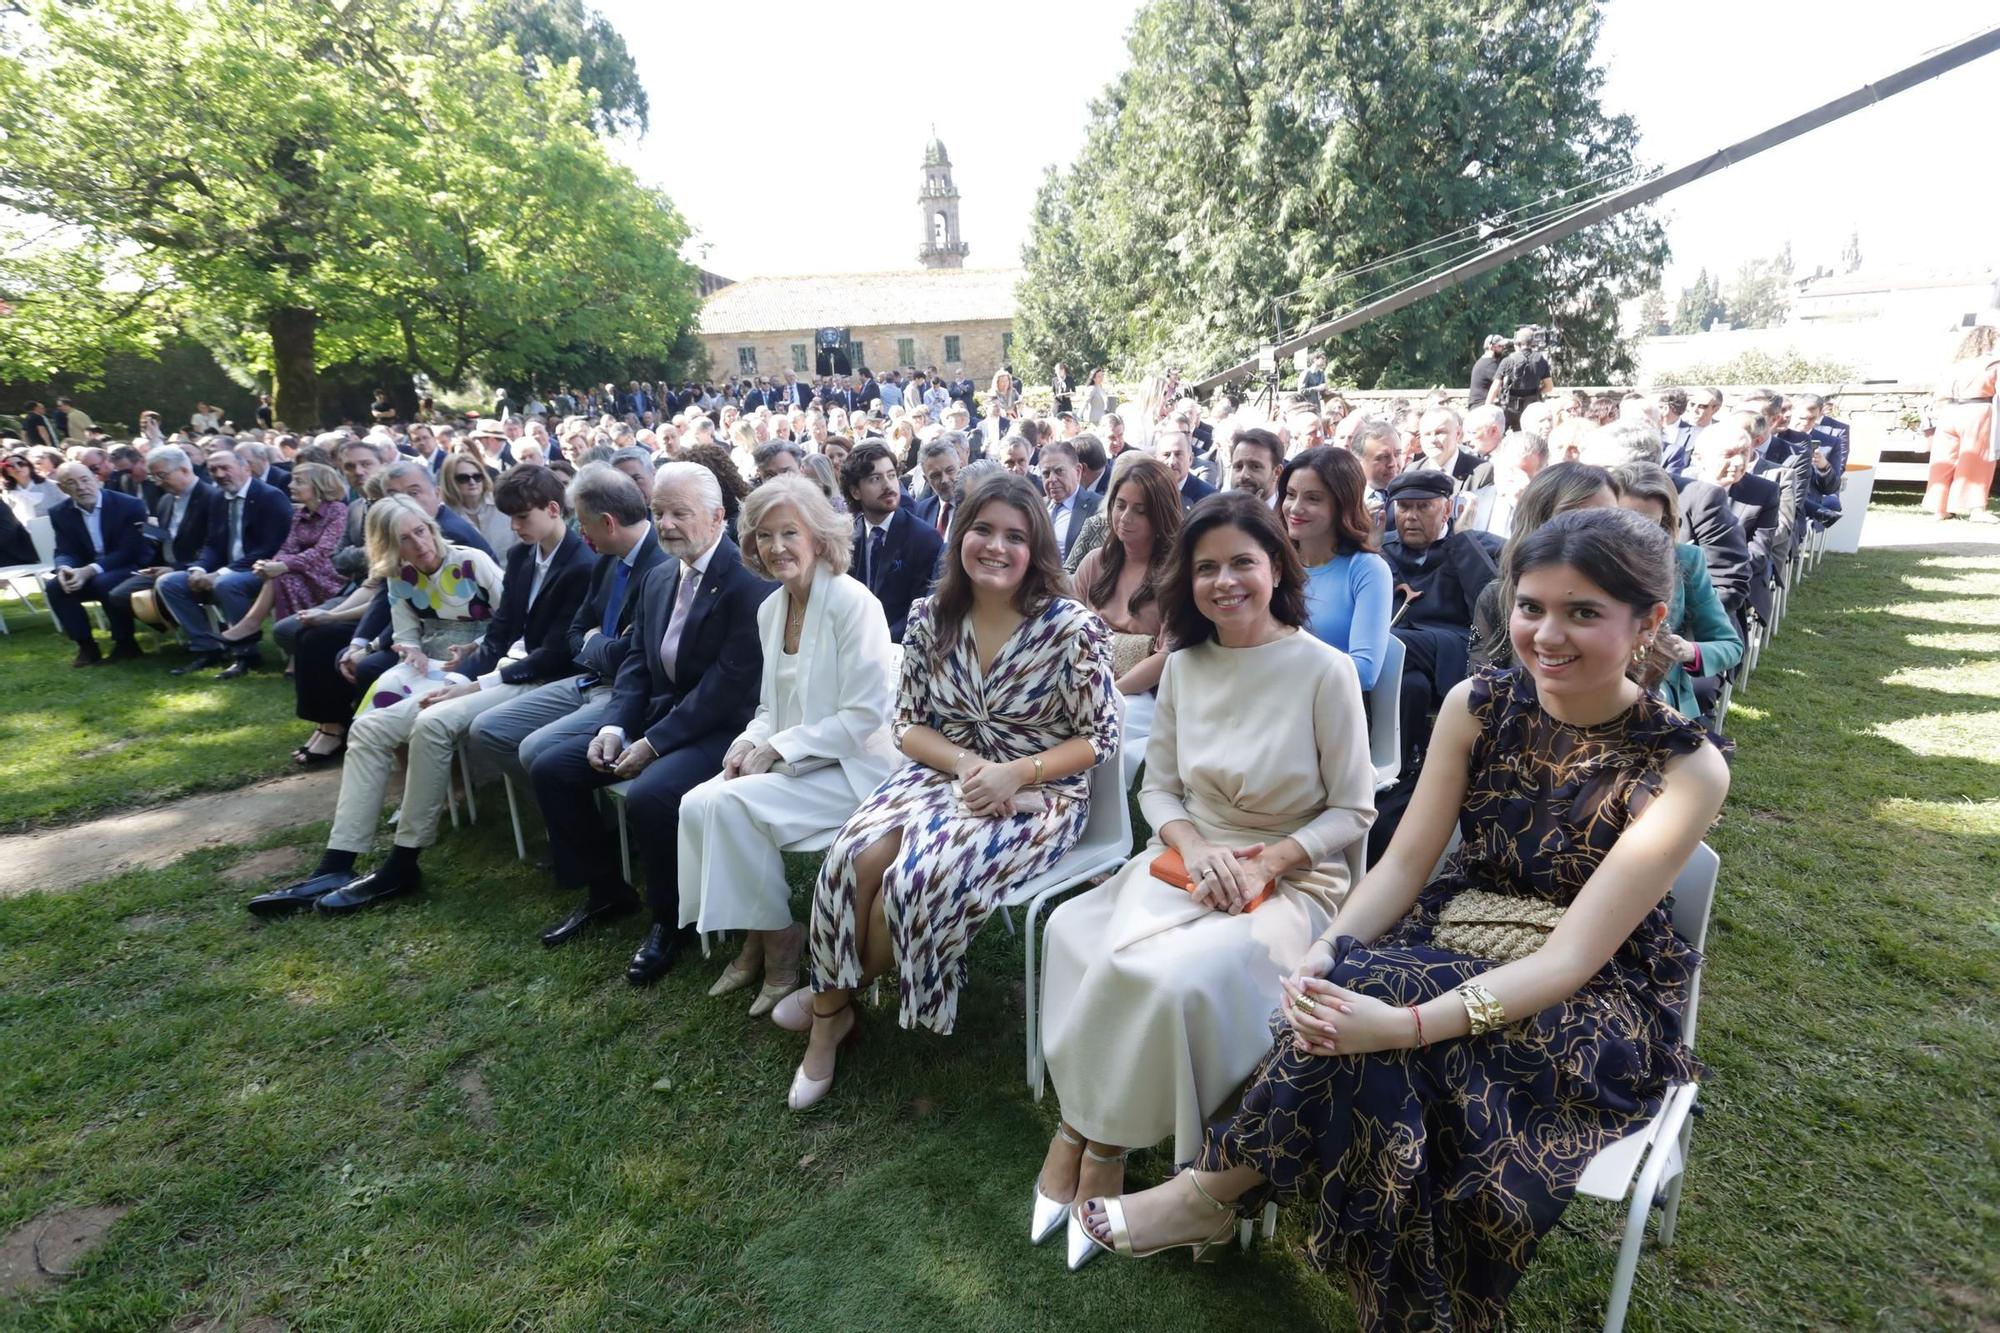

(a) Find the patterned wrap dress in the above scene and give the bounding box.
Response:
[1197,667,1715,1331]
[808,594,1121,1034]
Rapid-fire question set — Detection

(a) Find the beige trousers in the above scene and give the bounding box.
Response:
[329,682,531,853]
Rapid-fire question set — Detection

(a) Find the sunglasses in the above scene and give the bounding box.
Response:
[454,472,484,483]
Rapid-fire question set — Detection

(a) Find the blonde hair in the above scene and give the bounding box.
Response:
[366,493,445,578]
[290,461,345,506]
[737,473,854,578]
[440,449,494,514]
[1609,461,1683,537]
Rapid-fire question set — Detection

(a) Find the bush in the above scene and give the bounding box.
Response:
[1652,347,1857,387]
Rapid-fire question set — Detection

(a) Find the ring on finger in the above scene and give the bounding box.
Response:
[1296,995,1319,1014]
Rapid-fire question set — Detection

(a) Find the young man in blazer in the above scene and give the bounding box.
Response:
[842,440,943,643]
[529,463,771,986]
[470,463,668,784]
[154,447,294,673]
[252,466,594,917]
[43,462,152,665]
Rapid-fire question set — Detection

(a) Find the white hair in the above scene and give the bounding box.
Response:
[654,460,724,513]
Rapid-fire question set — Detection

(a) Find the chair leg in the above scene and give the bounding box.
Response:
[1657,1116,1696,1248]
[615,795,632,886]
[1601,1176,1651,1333]
[458,745,478,825]
[502,773,528,861]
[1024,891,1052,1099]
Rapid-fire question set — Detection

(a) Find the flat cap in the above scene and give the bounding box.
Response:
[1385,469,1456,502]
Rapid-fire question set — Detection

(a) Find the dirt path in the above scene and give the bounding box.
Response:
[0,767,342,899]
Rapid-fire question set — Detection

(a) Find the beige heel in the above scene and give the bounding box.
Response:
[1078,1171,1236,1263]
[749,922,805,1017]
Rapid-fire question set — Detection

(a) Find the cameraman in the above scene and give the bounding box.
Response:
[1467,333,1509,410]
[1485,324,1554,429]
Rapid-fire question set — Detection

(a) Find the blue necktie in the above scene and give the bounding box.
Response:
[601,558,629,637]
[867,527,887,592]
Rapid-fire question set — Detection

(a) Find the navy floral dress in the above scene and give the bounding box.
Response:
[1197,667,1717,1331]
[809,595,1120,1034]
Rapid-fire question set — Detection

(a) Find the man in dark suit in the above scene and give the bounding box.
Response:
[1038,438,1104,561]
[843,441,943,642]
[106,444,217,644]
[1403,406,1482,487]
[471,463,668,783]
[1689,424,1782,624]
[1658,389,1698,473]
[252,467,595,917]
[1784,392,1849,524]
[107,445,165,509]
[43,462,152,666]
[1380,470,1498,776]
[1583,422,1751,618]
[530,463,771,985]
[911,435,966,536]
[154,448,293,674]
[1153,428,1216,512]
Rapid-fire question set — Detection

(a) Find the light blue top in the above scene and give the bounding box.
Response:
[1303,550,1393,690]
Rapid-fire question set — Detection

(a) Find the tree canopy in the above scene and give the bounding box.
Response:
[0,0,694,422]
[1014,0,1668,392]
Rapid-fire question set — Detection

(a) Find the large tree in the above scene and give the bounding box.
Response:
[0,0,695,422]
[1014,0,1667,391]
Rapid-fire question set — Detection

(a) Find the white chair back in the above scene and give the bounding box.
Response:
[28,516,55,565]
[1666,841,1719,1045]
[1365,635,1405,791]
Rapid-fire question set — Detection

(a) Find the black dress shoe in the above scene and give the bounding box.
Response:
[540,896,639,948]
[106,640,144,663]
[316,865,422,914]
[247,872,355,917]
[217,657,260,680]
[625,923,695,987]
[70,644,103,668]
[171,652,229,676]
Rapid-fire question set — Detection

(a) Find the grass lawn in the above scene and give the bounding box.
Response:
[1,506,1996,1331]
[0,597,303,832]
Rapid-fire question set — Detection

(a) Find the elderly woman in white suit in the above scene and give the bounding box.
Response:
[677,474,899,1016]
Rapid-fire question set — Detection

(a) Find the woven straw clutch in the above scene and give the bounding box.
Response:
[1433,889,1566,963]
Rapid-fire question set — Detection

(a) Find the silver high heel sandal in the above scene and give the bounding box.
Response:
[1079,1170,1236,1264]
[1031,1124,1087,1245]
[1066,1145,1129,1270]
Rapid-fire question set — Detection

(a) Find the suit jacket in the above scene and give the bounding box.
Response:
[1178,473,1218,513]
[194,476,292,572]
[852,507,944,643]
[1403,448,1480,487]
[1725,470,1782,623]
[1382,530,1498,694]
[567,528,671,680]
[51,489,151,580]
[1754,436,1809,556]
[1793,426,1849,508]
[742,564,900,801]
[911,490,954,538]
[112,473,167,510]
[151,480,219,570]
[260,464,292,492]
[1671,474,1751,615]
[1459,484,1510,537]
[606,535,772,757]
[463,531,592,686]
[1051,486,1104,560]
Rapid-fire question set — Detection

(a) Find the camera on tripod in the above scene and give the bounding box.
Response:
[1517,324,1563,353]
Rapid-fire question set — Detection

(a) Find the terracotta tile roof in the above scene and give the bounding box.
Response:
[699,268,1021,335]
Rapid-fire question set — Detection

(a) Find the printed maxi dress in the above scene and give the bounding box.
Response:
[809,594,1120,1034]
[1197,667,1716,1331]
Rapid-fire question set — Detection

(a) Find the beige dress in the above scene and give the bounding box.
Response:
[1041,631,1376,1161]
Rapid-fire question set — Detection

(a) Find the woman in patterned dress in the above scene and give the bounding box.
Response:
[353,495,505,714]
[779,470,1121,1111]
[1078,507,1730,1332]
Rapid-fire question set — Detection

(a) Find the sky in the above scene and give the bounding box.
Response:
[596,0,1997,296]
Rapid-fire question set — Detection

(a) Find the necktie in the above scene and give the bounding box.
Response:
[934,501,950,536]
[228,494,244,564]
[601,558,630,637]
[658,564,701,683]
[162,497,179,564]
[867,526,887,593]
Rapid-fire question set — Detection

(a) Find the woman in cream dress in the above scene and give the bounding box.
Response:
[677,475,899,1015]
[1035,491,1375,1268]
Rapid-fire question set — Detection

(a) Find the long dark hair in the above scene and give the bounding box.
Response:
[1508,507,1674,619]
[1277,446,1376,555]
[1088,455,1180,621]
[928,470,1072,652]
[681,442,752,523]
[1159,491,1310,649]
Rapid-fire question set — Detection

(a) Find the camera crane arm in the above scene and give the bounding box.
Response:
[1189,22,2000,396]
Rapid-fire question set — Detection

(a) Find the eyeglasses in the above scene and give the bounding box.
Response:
[454,472,483,484]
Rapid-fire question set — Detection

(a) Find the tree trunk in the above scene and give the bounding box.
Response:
[268,306,318,427]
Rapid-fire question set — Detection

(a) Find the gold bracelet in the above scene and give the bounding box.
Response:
[1456,982,1507,1036]
[1031,755,1044,784]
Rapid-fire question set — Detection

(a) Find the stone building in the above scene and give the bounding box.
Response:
[697,137,1018,384]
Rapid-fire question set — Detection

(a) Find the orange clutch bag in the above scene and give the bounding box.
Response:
[1150,848,1275,912]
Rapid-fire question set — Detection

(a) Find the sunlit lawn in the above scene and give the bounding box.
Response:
[0,502,1995,1330]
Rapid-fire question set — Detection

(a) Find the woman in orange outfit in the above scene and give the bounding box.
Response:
[1926,325,1998,522]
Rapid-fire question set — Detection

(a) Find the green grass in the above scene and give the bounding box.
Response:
[1,511,1996,1331]
[0,596,302,831]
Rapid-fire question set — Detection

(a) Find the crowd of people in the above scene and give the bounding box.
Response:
[8,324,1976,1329]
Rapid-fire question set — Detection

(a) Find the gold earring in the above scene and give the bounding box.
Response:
[1632,638,1651,666]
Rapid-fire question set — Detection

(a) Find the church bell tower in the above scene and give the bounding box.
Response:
[917,133,970,270]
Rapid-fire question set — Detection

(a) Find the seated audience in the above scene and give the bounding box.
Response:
[442,453,515,555]
[1077,509,1729,1333]
[1041,439,1100,561]
[348,494,507,711]
[1582,422,1750,618]
[1153,427,1216,512]
[1469,462,1620,670]
[1279,447,1392,690]
[5,450,61,519]
[1227,427,1284,507]
[1611,463,1744,724]
[529,464,770,986]
[1071,455,1181,786]
[799,451,844,510]
[1405,406,1479,485]
[155,448,293,674]
[910,437,963,535]
[250,468,590,916]
[1460,430,1548,537]
[212,462,349,674]
[679,442,752,528]
[678,476,899,1015]
[1379,470,1499,775]
[841,440,943,644]
[42,461,152,666]
[777,471,1120,1110]
[1038,490,1374,1268]
[753,439,805,485]
[1688,424,1782,625]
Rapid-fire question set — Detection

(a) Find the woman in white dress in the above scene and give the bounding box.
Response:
[1034,490,1375,1268]
[677,475,899,1016]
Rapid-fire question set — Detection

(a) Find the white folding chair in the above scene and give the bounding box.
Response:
[0,516,59,629]
[1365,636,1405,793]
[1581,840,1718,1333]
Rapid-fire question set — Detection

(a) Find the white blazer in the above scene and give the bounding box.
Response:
[739,563,900,800]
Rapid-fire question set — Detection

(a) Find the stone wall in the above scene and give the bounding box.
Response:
[700,318,1012,386]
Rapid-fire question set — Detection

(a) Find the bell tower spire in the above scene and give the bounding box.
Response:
[917,133,969,270]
